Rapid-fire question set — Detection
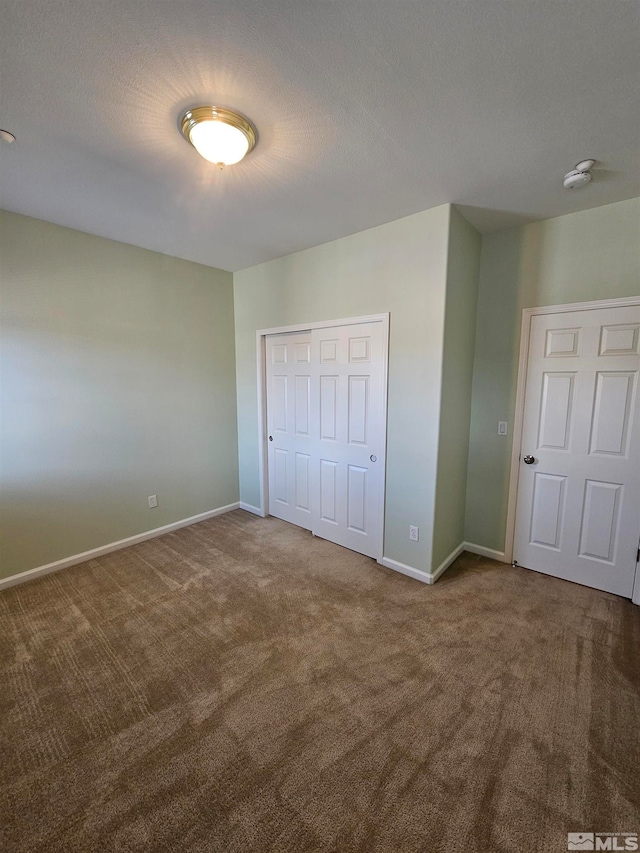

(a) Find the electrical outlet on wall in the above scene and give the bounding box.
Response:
[409,525,419,542]
[148,495,158,508]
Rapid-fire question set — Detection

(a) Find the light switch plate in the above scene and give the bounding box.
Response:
[498,421,508,436]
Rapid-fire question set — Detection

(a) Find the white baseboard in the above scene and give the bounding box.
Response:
[431,542,466,582]
[0,502,240,592]
[380,543,465,587]
[379,557,435,586]
[381,542,506,587]
[463,541,508,562]
[239,502,265,517]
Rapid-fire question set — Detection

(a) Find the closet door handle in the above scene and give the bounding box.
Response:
[269,435,273,441]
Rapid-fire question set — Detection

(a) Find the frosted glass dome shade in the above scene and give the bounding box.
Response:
[181,107,256,167]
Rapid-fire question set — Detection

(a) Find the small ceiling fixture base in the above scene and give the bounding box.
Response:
[0,129,16,143]
[180,106,256,168]
[563,159,595,189]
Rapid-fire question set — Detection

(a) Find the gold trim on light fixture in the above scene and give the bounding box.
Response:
[180,106,256,167]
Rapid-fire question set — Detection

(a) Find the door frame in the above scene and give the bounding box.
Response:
[255,313,390,560]
[505,295,640,602]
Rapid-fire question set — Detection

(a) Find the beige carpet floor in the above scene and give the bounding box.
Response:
[1,509,638,852]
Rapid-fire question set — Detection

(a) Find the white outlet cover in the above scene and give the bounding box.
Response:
[409,525,419,542]
[148,495,158,508]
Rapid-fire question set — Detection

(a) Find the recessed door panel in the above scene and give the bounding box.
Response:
[537,373,575,450]
[295,453,311,512]
[579,480,622,563]
[294,375,310,436]
[349,336,370,362]
[271,344,287,364]
[545,328,580,357]
[347,465,367,532]
[320,375,338,441]
[589,372,635,456]
[320,459,338,523]
[274,448,288,504]
[599,324,639,356]
[272,375,287,433]
[320,339,338,363]
[348,375,368,445]
[529,473,566,549]
[294,342,311,364]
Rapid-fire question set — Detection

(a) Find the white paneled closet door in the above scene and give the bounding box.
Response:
[266,332,313,530]
[309,322,385,559]
[265,321,386,560]
[513,304,640,597]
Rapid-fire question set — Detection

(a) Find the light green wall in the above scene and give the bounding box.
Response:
[432,207,481,571]
[465,197,640,552]
[0,211,239,578]
[5,197,635,581]
[233,205,451,573]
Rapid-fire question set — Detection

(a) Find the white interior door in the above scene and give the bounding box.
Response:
[514,304,640,597]
[266,332,313,530]
[310,322,386,559]
[265,320,386,560]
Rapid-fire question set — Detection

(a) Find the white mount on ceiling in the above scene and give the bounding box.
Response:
[563,159,595,189]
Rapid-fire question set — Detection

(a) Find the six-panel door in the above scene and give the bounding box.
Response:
[514,305,640,597]
[309,322,385,559]
[266,322,386,560]
[266,332,313,530]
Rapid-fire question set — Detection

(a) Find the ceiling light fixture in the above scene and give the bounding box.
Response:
[0,129,16,143]
[563,159,595,189]
[180,106,256,168]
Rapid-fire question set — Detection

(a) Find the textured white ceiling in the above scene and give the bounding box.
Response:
[0,1,638,271]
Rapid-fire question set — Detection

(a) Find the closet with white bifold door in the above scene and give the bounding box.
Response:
[265,318,388,560]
